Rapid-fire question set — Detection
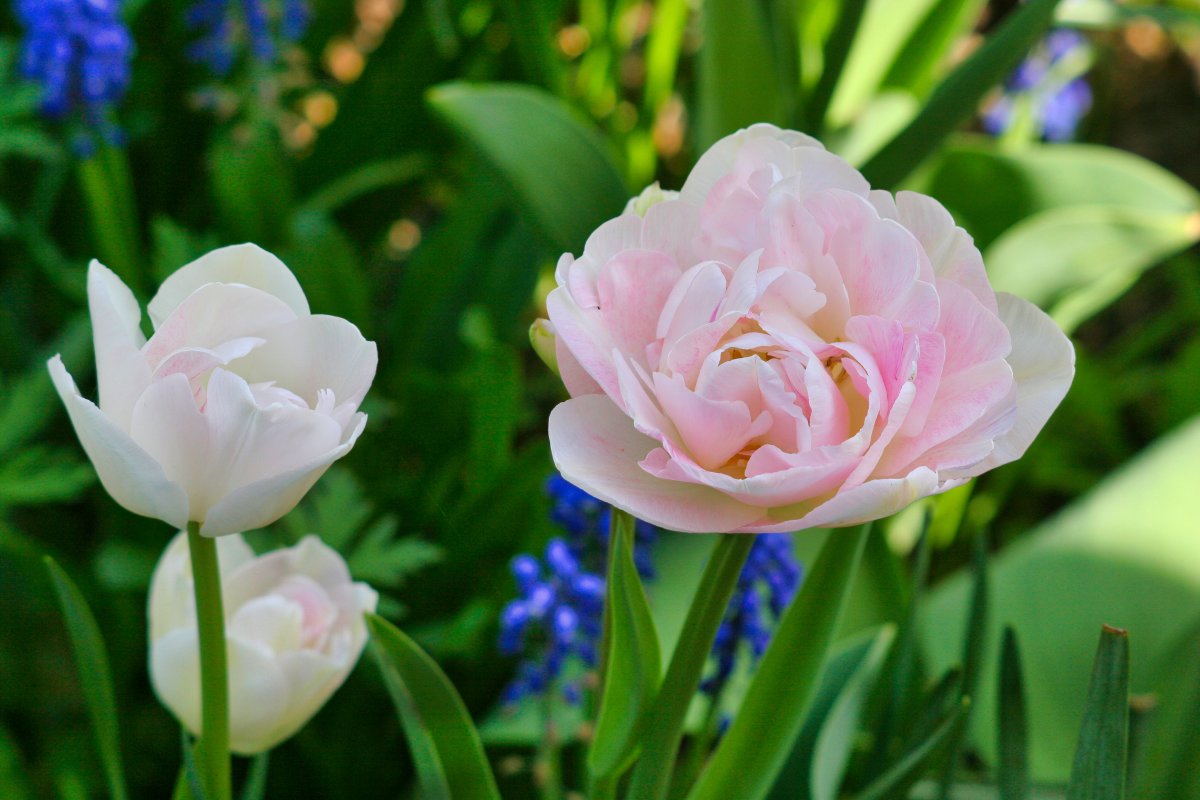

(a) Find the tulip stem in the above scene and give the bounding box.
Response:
[625,534,755,800]
[187,522,232,800]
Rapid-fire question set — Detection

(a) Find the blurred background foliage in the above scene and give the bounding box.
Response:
[0,0,1198,797]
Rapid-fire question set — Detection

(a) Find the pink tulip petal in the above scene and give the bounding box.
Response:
[549,395,763,533]
[744,467,945,533]
[597,249,681,358]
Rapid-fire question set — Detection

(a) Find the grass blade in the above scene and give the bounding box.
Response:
[860,0,1059,188]
[998,627,1030,800]
[44,557,129,800]
[367,613,501,800]
[1066,625,1130,800]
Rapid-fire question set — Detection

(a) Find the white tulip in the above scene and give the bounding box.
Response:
[149,532,378,754]
[49,244,377,536]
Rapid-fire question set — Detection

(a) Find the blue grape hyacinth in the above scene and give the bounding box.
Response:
[186,0,311,76]
[497,475,656,705]
[983,29,1093,142]
[14,0,133,143]
[701,534,803,698]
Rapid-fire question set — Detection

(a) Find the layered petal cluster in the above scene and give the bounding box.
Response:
[50,244,377,536]
[149,532,377,753]
[547,124,1074,534]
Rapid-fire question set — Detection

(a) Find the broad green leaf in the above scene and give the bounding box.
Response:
[427,82,628,253]
[44,557,129,800]
[0,316,89,458]
[810,626,896,800]
[1130,622,1200,799]
[0,723,33,800]
[854,700,966,800]
[860,0,1059,189]
[694,0,782,150]
[589,509,661,778]
[367,613,501,800]
[998,627,1030,800]
[496,0,565,92]
[923,140,1200,250]
[921,415,1200,782]
[986,206,1200,332]
[1066,626,1130,800]
[829,91,918,167]
[688,526,869,800]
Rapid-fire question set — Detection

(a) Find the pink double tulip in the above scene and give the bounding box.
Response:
[546,125,1074,533]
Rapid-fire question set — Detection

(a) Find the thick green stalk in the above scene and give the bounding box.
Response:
[187,522,231,800]
[625,534,755,800]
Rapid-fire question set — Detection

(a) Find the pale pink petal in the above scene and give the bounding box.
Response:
[200,412,366,537]
[597,250,680,358]
[143,283,296,369]
[546,286,623,402]
[936,280,1011,375]
[129,372,212,517]
[49,356,190,528]
[744,467,943,533]
[231,315,377,409]
[653,372,769,470]
[147,243,309,328]
[556,335,603,397]
[657,261,728,344]
[548,395,763,533]
[974,293,1075,471]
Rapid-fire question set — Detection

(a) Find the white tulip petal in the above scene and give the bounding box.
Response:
[199,412,367,537]
[129,372,211,517]
[223,536,352,615]
[147,243,310,328]
[87,260,152,431]
[143,283,297,369]
[230,315,378,408]
[49,356,189,529]
[229,595,304,653]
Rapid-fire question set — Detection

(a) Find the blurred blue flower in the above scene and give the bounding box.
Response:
[14,0,133,143]
[185,0,311,76]
[983,28,1093,142]
[701,534,803,698]
[497,474,656,705]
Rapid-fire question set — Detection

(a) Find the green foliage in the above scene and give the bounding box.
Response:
[44,557,129,800]
[367,613,501,800]
[1066,626,1130,800]
[589,509,661,780]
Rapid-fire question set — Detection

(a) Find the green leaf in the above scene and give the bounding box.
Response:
[807,0,868,134]
[210,123,294,248]
[297,155,429,215]
[239,752,268,800]
[496,0,565,92]
[282,211,370,327]
[0,316,90,458]
[694,0,783,150]
[426,82,628,253]
[809,626,896,800]
[860,0,1059,188]
[998,627,1030,800]
[1066,626,1130,800]
[589,509,661,779]
[283,467,373,550]
[367,613,501,800]
[853,699,966,800]
[0,723,33,800]
[1057,0,1200,31]
[986,206,1200,332]
[882,0,989,98]
[149,217,220,286]
[0,448,94,506]
[924,140,1200,250]
[43,557,129,800]
[921,415,1200,782]
[1130,621,1200,799]
[346,523,443,588]
[688,525,870,800]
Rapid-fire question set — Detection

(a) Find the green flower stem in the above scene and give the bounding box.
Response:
[625,534,755,800]
[77,147,142,294]
[187,522,231,800]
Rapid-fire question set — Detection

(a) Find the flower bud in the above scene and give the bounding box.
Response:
[148,532,377,754]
